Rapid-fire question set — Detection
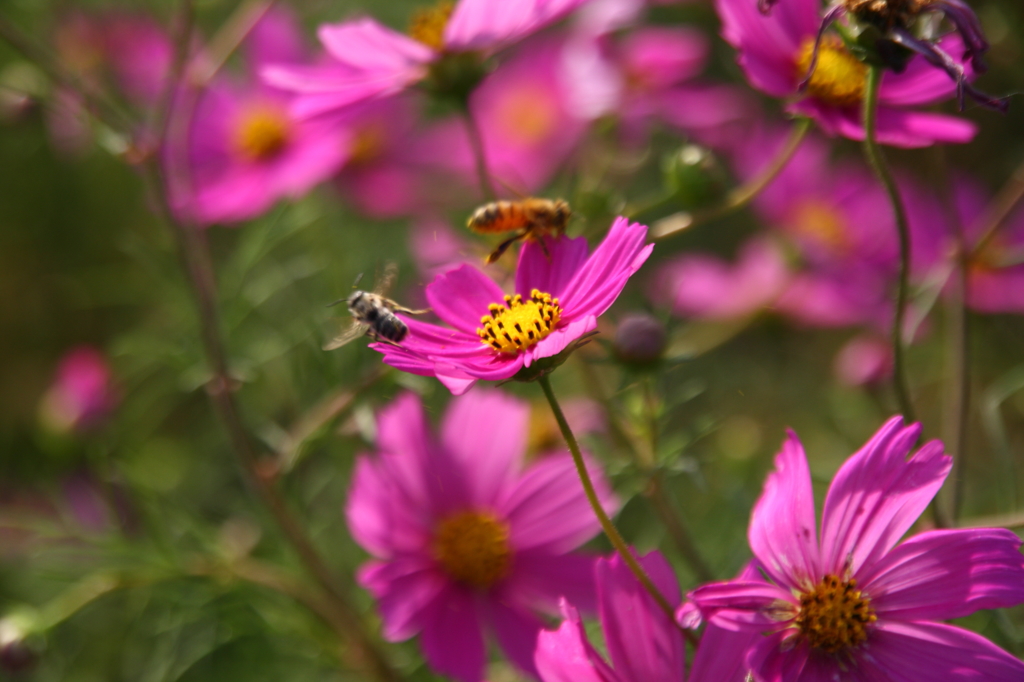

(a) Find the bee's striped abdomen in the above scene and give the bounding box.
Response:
[466,201,529,234]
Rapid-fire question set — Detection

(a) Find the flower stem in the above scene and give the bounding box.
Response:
[645,117,811,239]
[861,64,917,425]
[462,106,498,201]
[538,375,697,646]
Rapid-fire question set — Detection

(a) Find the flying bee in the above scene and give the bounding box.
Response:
[323,262,429,351]
[467,198,571,264]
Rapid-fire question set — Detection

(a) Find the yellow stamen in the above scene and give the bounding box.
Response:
[789,200,849,253]
[409,1,454,51]
[796,37,868,107]
[433,511,512,589]
[234,107,290,161]
[477,289,562,354]
[795,574,877,653]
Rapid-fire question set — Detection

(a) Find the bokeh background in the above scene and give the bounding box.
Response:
[1,0,1024,679]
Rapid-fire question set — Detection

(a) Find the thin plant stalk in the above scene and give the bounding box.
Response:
[644,117,812,239]
[861,64,917,425]
[538,375,698,647]
[948,247,971,522]
[462,107,498,201]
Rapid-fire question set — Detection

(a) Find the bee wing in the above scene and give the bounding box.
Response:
[373,261,399,297]
[323,320,368,351]
[384,298,430,315]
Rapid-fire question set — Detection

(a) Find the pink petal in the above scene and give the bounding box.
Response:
[860,528,1024,621]
[748,635,839,682]
[749,430,820,591]
[524,315,598,366]
[558,217,653,318]
[440,388,529,505]
[867,621,1024,681]
[688,580,796,631]
[426,264,508,334]
[516,235,590,300]
[789,100,978,148]
[535,601,621,682]
[688,621,758,682]
[500,551,600,614]
[499,452,616,553]
[346,455,432,555]
[878,35,975,107]
[419,585,487,682]
[319,18,434,71]
[356,557,447,641]
[819,417,950,576]
[598,552,684,682]
[445,0,590,52]
[484,600,545,678]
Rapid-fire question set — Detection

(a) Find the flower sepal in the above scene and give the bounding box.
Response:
[422,51,491,106]
[508,331,600,384]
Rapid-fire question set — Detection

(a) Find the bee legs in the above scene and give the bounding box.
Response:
[485,231,528,265]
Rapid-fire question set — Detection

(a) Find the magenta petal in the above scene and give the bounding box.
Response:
[485,600,545,678]
[688,580,795,631]
[688,621,758,682]
[558,218,653,317]
[748,431,820,591]
[440,388,529,505]
[789,100,977,148]
[318,18,434,71]
[525,316,597,365]
[748,635,844,682]
[516,235,590,300]
[877,35,974,106]
[535,601,621,682]
[868,621,1024,681]
[598,552,684,682]
[861,528,1024,621]
[419,586,487,682]
[445,0,589,52]
[819,417,951,576]
[501,551,600,614]
[357,558,447,641]
[346,455,431,555]
[500,452,615,553]
[426,264,508,333]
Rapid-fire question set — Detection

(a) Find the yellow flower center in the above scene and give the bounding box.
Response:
[234,107,290,162]
[409,1,454,51]
[494,84,558,145]
[432,511,512,589]
[348,123,386,166]
[795,574,877,653]
[477,289,563,354]
[789,200,849,253]
[796,37,867,107]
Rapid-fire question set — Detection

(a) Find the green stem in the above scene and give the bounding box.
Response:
[861,65,917,425]
[645,117,811,239]
[538,376,698,646]
[462,107,498,201]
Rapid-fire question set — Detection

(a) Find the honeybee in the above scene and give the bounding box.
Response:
[323,262,428,350]
[467,198,571,264]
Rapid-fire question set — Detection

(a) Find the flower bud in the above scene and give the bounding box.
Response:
[662,145,725,210]
[613,313,667,365]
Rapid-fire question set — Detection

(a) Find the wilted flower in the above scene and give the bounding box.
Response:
[170,9,349,225]
[263,0,593,118]
[374,217,653,395]
[716,0,983,146]
[689,416,1024,681]
[38,346,116,434]
[347,390,616,682]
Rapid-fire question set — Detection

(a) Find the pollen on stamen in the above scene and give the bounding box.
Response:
[796,36,867,107]
[795,574,877,653]
[233,107,291,162]
[408,1,454,51]
[477,289,562,354]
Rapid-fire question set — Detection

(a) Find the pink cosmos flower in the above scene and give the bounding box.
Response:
[417,34,589,193]
[689,416,1024,681]
[263,0,593,119]
[373,217,653,395]
[347,390,616,682]
[38,346,116,433]
[833,334,893,386]
[716,0,979,146]
[536,551,756,682]
[169,9,349,225]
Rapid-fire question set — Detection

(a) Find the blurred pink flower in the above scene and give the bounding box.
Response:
[409,218,478,279]
[419,34,589,193]
[373,217,653,395]
[170,9,349,225]
[715,0,978,147]
[535,551,684,682]
[654,237,789,320]
[689,417,1024,681]
[102,15,172,106]
[39,346,116,433]
[348,390,615,682]
[264,0,593,119]
[834,334,892,387]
